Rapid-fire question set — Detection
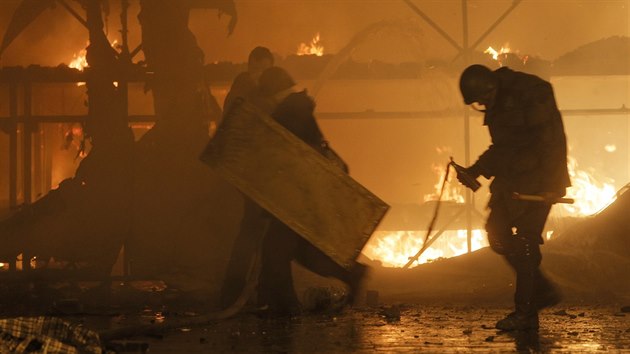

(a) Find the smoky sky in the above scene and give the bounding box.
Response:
[0,0,628,66]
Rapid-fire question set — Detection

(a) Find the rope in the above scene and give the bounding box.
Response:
[402,159,452,269]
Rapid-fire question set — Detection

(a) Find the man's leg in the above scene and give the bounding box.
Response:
[257,220,301,315]
[485,197,514,257]
[503,253,561,310]
[498,235,542,330]
[496,202,551,331]
[219,198,266,308]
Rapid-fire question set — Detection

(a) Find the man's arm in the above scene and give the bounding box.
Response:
[469,144,515,179]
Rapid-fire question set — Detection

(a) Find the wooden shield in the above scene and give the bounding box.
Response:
[200,102,389,269]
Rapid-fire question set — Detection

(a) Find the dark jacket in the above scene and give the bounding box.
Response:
[271,90,323,147]
[471,67,571,195]
[271,90,348,173]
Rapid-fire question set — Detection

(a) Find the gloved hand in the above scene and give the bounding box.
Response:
[454,164,481,192]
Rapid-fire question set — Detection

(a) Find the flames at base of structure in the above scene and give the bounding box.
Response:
[363,152,619,268]
[362,229,487,268]
[562,156,617,216]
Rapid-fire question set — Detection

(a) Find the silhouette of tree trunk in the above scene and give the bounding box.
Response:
[125,1,243,297]
[0,1,240,291]
[0,0,134,274]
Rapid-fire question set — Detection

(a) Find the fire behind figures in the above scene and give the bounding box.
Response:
[454,64,571,331]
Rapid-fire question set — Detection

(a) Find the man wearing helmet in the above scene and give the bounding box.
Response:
[457,64,571,331]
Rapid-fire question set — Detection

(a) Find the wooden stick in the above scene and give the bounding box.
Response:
[512,193,574,204]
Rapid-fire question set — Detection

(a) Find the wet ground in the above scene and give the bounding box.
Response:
[93,303,630,353]
[0,280,629,352]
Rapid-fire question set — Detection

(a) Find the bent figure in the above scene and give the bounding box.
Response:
[456,64,571,331]
[254,66,365,315]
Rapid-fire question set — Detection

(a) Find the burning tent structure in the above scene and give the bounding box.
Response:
[0,0,628,311]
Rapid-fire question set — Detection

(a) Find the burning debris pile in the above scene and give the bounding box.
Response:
[355,184,630,305]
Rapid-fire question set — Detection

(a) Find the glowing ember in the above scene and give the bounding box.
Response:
[562,156,616,216]
[297,33,324,56]
[545,231,554,240]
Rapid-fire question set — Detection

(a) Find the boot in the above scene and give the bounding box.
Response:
[496,311,539,331]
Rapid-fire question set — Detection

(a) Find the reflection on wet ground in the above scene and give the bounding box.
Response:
[94,304,629,353]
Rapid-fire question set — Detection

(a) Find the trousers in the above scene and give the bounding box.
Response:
[485,193,552,313]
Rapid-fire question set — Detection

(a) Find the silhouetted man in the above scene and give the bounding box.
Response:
[253,66,364,315]
[219,46,274,308]
[456,64,570,331]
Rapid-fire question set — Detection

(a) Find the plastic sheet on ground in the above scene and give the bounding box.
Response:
[0,317,101,354]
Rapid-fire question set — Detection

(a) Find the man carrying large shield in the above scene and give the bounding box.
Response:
[201,66,389,315]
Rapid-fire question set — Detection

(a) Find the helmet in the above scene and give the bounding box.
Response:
[258,66,296,96]
[459,64,498,104]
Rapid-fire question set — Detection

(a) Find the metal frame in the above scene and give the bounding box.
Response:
[401,0,523,255]
[1,0,628,274]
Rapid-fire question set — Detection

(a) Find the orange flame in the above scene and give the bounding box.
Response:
[484,44,529,67]
[561,156,616,216]
[362,153,617,267]
[68,39,119,71]
[69,48,88,71]
[362,160,485,268]
[362,229,486,268]
[484,45,511,61]
[297,33,324,56]
[423,163,465,203]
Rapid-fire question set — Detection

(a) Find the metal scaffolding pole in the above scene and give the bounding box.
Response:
[402,0,524,256]
[462,0,473,253]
